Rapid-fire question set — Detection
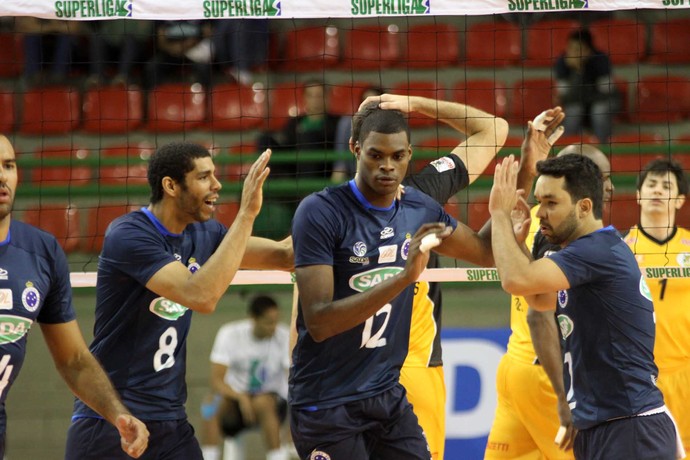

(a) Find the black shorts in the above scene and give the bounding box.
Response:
[65,417,202,460]
[290,383,430,460]
[220,393,288,437]
[574,412,678,460]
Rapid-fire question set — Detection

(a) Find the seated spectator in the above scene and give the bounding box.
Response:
[87,20,154,87]
[16,18,84,86]
[212,19,269,85]
[332,85,384,182]
[145,20,213,89]
[257,80,340,182]
[200,295,291,460]
[554,27,620,144]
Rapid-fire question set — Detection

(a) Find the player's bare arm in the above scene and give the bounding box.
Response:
[40,321,149,458]
[145,150,271,313]
[489,156,570,296]
[242,235,293,271]
[525,298,577,451]
[517,107,565,191]
[359,93,509,184]
[296,223,451,342]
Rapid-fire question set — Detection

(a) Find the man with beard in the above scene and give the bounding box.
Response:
[488,154,681,459]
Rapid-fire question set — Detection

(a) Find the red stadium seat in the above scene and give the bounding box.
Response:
[278,26,340,71]
[23,204,81,253]
[608,192,639,232]
[0,33,23,77]
[553,134,600,147]
[82,204,140,254]
[32,145,92,186]
[390,81,445,128]
[208,83,266,131]
[146,83,207,132]
[265,82,304,131]
[649,19,690,64]
[402,24,459,68]
[223,143,258,182]
[525,20,579,67]
[464,21,521,67]
[98,143,153,185]
[632,76,690,123]
[82,85,144,134]
[452,79,508,118]
[465,197,491,232]
[213,201,241,228]
[510,78,556,126]
[0,91,14,133]
[589,19,646,65]
[341,25,401,71]
[19,86,81,135]
[608,133,667,174]
[328,82,373,117]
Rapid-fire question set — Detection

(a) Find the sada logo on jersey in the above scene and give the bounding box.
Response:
[639,275,653,301]
[149,298,188,321]
[0,315,33,345]
[349,267,404,292]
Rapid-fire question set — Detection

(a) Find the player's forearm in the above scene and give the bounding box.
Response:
[491,212,534,294]
[58,350,132,425]
[526,307,568,401]
[183,211,257,312]
[411,97,508,141]
[302,272,413,342]
[241,236,293,271]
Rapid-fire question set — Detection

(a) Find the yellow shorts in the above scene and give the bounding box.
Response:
[485,354,574,460]
[400,365,446,460]
[658,364,690,450]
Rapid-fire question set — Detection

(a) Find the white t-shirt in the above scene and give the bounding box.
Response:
[210,319,290,399]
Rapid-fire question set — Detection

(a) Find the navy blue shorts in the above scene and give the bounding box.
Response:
[290,383,430,460]
[574,412,678,460]
[65,417,202,460]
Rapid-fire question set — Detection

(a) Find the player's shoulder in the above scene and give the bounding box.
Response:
[107,208,149,234]
[10,219,61,256]
[297,184,352,216]
[400,186,439,207]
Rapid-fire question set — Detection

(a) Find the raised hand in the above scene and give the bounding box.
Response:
[239,149,271,219]
[521,107,566,177]
[489,155,520,217]
[358,93,417,114]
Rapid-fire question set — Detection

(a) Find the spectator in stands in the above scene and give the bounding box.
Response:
[555,28,619,144]
[332,85,384,183]
[257,80,340,182]
[16,18,84,86]
[200,295,291,460]
[212,19,269,85]
[144,20,213,89]
[87,20,154,87]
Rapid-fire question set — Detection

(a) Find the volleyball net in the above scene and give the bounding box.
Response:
[0,2,689,283]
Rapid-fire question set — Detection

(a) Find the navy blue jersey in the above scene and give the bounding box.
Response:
[0,221,76,434]
[548,227,664,430]
[72,208,225,421]
[289,181,457,409]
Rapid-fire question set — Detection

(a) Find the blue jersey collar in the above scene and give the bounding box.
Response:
[0,228,9,246]
[141,207,183,237]
[348,179,396,212]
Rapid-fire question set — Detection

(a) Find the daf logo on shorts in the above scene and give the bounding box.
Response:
[557,290,568,308]
[353,241,367,257]
[310,451,331,460]
[380,227,394,239]
[0,268,7,280]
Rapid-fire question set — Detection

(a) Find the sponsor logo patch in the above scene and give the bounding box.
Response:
[0,289,12,311]
[149,297,188,321]
[429,157,455,173]
[353,241,367,257]
[557,314,574,339]
[378,244,398,264]
[557,290,568,308]
[380,227,394,239]
[0,315,33,344]
[349,267,404,292]
[21,282,40,313]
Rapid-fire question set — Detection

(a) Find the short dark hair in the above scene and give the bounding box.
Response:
[537,154,604,219]
[248,295,278,317]
[351,101,410,145]
[147,142,211,204]
[568,28,595,52]
[636,158,689,196]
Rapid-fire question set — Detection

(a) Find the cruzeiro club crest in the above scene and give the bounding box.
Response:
[21,281,40,313]
[310,451,331,460]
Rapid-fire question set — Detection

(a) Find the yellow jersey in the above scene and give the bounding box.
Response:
[625,226,690,373]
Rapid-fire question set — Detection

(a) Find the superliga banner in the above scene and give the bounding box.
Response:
[1,0,689,20]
